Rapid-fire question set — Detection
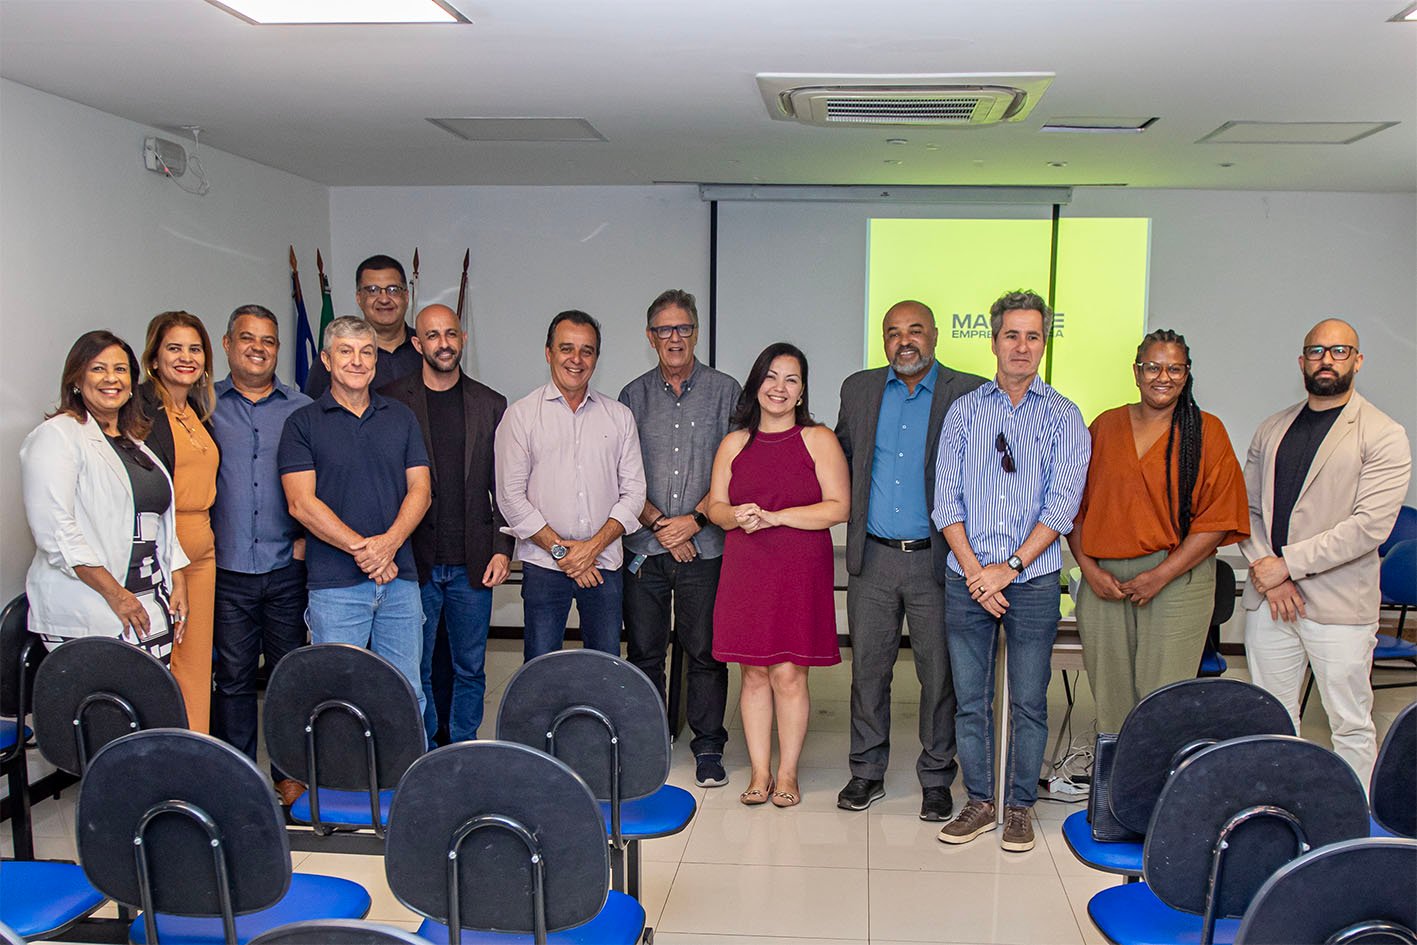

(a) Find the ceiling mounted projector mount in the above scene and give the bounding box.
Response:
[757,73,1054,127]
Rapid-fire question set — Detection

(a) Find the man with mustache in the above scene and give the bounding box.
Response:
[834,300,985,820]
[384,304,512,747]
[1241,317,1410,786]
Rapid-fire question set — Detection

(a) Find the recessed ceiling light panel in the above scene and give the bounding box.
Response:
[1197,121,1398,145]
[206,0,467,24]
[428,117,607,142]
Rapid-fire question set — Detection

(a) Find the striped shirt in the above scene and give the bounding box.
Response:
[931,375,1091,582]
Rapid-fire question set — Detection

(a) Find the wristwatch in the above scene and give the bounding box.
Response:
[550,543,569,561]
[692,511,708,528]
[1006,554,1024,572]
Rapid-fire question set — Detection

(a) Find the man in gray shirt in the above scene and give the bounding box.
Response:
[619,290,742,788]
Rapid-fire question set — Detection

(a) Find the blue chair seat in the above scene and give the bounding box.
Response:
[1061,810,1143,876]
[1370,813,1397,838]
[290,787,395,827]
[1088,881,1241,945]
[1374,634,1417,661]
[130,874,371,944]
[598,784,696,839]
[0,720,32,753]
[0,860,106,939]
[1198,651,1227,675]
[416,890,645,944]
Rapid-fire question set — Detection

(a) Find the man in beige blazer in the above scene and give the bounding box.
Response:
[1240,318,1411,786]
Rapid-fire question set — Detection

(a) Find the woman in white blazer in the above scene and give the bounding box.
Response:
[21,330,189,663]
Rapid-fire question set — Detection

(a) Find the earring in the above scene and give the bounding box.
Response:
[71,387,80,396]
[796,399,803,406]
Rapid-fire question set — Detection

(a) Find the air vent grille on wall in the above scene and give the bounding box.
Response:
[758,74,1053,127]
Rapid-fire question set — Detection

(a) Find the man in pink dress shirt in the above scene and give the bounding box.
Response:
[494,310,647,660]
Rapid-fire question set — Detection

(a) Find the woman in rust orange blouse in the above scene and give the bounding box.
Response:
[1068,329,1249,732]
[139,311,220,732]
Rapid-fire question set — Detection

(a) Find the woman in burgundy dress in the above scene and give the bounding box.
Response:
[709,342,849,808]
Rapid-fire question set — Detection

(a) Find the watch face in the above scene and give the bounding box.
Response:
[551,543,568,560]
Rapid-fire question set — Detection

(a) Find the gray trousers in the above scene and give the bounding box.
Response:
[846,540,959,789]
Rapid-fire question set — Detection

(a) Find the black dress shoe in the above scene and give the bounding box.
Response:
[837,776,885,811]
[919,785,954,822]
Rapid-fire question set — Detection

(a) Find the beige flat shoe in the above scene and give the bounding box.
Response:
[770,787,800,808]
[740,777,774,806]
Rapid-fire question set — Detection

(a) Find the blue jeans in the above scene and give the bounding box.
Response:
[307,579,426,716]
[420,566,492,745]
[520,563,623,661]
[944,569,1059,808]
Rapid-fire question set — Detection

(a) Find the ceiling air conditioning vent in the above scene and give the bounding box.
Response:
[758,73,1054,127]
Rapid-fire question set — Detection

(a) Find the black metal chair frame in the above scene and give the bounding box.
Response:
[132,798,240,945]
[0,595,42,860]
[73,691,143,774]
[444,814,549,945]
[1196,804,1311,945]
[545,703,633,894]
[303,698,386,840]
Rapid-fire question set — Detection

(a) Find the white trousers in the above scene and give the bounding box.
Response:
[1243,607,1378,790]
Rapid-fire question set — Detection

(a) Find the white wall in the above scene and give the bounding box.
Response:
[0,78,331,602]
[328,185,710,405]
[714,190,1417,502]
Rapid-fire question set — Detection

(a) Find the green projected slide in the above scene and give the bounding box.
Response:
[866,217,1150,423]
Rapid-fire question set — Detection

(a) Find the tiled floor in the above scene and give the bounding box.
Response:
[9,641,1414,945]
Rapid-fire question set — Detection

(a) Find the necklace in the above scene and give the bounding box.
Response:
[170,403,209,453]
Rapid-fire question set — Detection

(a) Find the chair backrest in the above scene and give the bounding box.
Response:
[1372,700,1417,839]
[262,644,424,790]
[1380,506,1417,558]
[249,920,432,945]
[1110,678,1294,834]
[384,740,610,935]
[1234,837,1417,945]
[495,649,670,801]
[76,729,292,917]
[1144,735,1370,921]
[0,595,44,757]
[31,636,187,775]
[1380,540,1417,607]
[1211,558,1236,628]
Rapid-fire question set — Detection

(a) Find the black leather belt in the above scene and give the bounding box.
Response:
[867,534,931,552]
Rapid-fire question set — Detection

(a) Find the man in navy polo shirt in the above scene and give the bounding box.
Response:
[279,316,432,708]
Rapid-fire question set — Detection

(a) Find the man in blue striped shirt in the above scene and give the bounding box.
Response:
[930,290,1090,853]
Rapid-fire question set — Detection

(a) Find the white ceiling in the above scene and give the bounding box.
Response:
[1,0,1413,191]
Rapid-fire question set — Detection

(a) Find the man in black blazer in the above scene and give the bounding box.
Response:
[834,300,986,820]
[382,304,513,747]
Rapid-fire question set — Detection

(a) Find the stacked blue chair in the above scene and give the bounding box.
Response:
[263,644,424,853]
[76,728,371,945]
[0,595,43,860]
[384,740,646,944]
[1233,836,1417,944]
[1062,678,1293,883]
[1197,560,1235,677]
[1087,735,1371,945]
[497,648,696,901]
[0,858,105,942]
[1370,700,1416,840]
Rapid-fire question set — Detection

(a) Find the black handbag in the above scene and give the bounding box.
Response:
[1088,732,1144,842]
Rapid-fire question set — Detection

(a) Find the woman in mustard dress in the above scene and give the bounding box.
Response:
[140,311,220,732]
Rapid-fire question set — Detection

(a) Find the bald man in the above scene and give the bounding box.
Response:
[834,300,986,820]
[1240,318,1410,786]
[383,304,512,745]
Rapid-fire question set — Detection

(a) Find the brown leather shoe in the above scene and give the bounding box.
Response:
[1000,805,1036,852]
[937,798,996,845]
[275,779,307,807]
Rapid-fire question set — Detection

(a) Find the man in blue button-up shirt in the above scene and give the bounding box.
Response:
[931,290,1090,854]
[210,304,313,805]
[835,301,984,821]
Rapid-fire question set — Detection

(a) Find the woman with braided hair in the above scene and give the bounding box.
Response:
[1068,329,1250,731]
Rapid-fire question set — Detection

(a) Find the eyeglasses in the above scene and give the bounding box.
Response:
[1302,344,1356,362]
[357,284,408,298]
[1135,361,1190,380]
[995,432,1016,474]
[650,323,695,340]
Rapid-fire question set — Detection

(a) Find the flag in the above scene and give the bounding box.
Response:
[289,246,316,389]
[316,249,334,349]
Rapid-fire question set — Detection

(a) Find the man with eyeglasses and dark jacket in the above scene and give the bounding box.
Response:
[303,254,422,399]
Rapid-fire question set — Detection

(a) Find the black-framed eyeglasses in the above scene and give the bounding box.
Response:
[1302,344,1356,362]
[357,284,408,298]
[650,323,695,340]
[1135,361,1190,380]
[995,432,1016,474]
